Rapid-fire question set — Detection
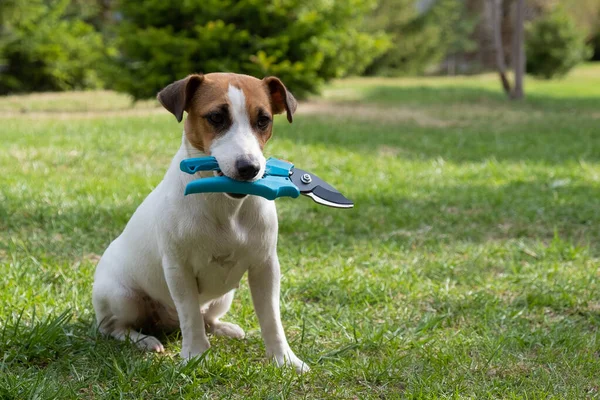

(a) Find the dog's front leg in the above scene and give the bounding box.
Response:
[163,256,210,360]
[248,254,309,373]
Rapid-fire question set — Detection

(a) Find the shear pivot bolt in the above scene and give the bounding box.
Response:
[301,173,312,184]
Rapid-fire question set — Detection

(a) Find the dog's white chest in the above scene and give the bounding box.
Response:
[187,213,269,300]
[191,250,246,300]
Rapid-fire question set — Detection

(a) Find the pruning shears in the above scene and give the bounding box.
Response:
[179,156,353,209]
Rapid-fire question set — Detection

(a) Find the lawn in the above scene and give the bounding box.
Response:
[1,65,599,399]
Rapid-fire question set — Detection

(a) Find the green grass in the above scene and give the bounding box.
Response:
[1,64,600,399]
[0,90,156,113]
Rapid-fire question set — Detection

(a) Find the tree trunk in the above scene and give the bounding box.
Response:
[511,0,526,99]
[490,0,512,95]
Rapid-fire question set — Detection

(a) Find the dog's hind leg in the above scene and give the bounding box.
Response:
[109,326,165,352]
[203,290,245,339]
[93,283,165,352]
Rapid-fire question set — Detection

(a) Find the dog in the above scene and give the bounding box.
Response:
[92,73,308,373]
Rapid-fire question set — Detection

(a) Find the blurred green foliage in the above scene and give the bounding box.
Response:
[0,0,108,94]
[593,32,600,61]
[526,6,593,79]
[592,8,600,61]
[106,0,389,99]
[363,0,477,76]
[0,0,598,96]
[561,0,600,39]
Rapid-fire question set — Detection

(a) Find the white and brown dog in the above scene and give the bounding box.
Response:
[92,73,308,372]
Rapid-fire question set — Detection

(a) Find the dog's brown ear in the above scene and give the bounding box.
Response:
[157,74,204,122]
[263,76,297,123]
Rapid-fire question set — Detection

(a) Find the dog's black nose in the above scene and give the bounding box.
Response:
[236,158,260,180]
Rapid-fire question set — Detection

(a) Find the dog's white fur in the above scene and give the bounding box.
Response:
[211,86,266,180]
[92,81,307,372]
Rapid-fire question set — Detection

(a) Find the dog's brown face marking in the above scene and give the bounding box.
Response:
[158,73,297,154]
[186,74,272,153]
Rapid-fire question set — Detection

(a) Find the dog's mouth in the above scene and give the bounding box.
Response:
[226,193,247,199]
[213,171,248,199]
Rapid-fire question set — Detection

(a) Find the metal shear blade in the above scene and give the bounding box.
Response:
[289,168,354,209]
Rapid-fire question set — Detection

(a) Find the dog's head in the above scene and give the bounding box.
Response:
[157,73,296,182]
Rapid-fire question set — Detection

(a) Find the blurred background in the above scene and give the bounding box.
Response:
[2,1,600,397]
[0,0,598,100]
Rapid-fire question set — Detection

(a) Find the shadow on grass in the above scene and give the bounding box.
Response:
[0,200,136,260]
[278,179,600,252]
[0,310,193,397]
[357,85,600,112]
[3,295,600,398]
[1,177,599,260]
[286,86,600,163]
[0,309,311,397]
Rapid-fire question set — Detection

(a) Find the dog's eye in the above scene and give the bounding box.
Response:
[257,116,271,130]
[207,113,225,126]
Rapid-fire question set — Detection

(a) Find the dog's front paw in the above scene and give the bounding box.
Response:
[180,340,210,361]
[288,356,310,374]
[271,350,310,374]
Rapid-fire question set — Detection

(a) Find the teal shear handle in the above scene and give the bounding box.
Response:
[180,156,293,176]
[179,156,354,207]
[180,156,300,200]
[184,175,300,200]
[180,157,220,174]
[263,158,295,177]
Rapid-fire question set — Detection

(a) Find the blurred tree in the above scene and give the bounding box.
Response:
[107,0,388,99]
[0,0,107,94]
[363,0,477,76]
[593,30,600,61]
[459,0,598,74]
[525,5,593,79]
[444,7,479,75]
[512,0,525,99]
[561,0,600,40]
[490,0,525,99]
[590,2,600,60]
[526,0,600,57]
[490,0,511,94]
